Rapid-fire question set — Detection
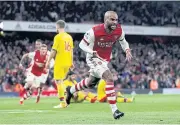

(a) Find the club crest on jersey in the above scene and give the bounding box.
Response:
[36,59,38,61]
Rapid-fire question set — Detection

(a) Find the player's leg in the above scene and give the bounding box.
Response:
[20,73,35,104]
[20,82,33,104]
[77,91,96,103]
[87,92,97,103]
[74,91,85,102]
[97,79,107,102]
[116,97,134,103]
[53,67,69,108]
[20,73,34,104]
[53,80,67,108]
[117,92,124,97]
[36,73,48,103]
[57,82,65,101]
[102,70,124,119]
[66,76,100,105]
[87,92,97,99]
[36,86,42,103]
[32,75,44,103]
[116,92,135,103]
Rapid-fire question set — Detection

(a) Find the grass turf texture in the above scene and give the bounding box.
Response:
[0,94,179,124]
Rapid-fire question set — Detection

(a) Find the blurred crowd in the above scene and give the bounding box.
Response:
[1,1,180,26]
[0,33,180,92]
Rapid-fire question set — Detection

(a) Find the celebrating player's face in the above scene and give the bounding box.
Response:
[107,14,118,30]
[40,46,47,55]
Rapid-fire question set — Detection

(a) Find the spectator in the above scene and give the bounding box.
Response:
[0,32,179,91]
[1,1,180,26]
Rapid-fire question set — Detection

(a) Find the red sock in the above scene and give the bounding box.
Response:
[105,82,118,113]
[75,78,88,91]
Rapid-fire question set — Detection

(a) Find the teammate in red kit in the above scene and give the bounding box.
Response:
[19,39,42,70]
[66,11,132,119]
[19,44,53,104]
[19,39,42,103]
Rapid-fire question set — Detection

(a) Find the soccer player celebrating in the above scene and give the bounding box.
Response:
[45,20,74,108]
[66,11,132,119]
[20,44,52,104]
[19,39,42,68]
[19,39,46,103]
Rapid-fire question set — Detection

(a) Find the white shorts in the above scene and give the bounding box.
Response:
[87,57,109,78]
[41,73,49,84]
[25,73,42,88]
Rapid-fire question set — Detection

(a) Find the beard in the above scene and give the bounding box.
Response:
[110,24,117,30]
[107,24,117,31]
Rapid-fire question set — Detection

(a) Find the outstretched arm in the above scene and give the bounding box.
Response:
[118,29,132,62]
[19,53,29,66]
[19,52,35,67]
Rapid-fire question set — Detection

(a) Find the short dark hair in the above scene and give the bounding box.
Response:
[56,20,66,28]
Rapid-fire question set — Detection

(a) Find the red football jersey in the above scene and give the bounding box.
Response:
[30,50,47,76]
[83,23,123,62]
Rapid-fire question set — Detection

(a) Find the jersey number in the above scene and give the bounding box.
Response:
[65,41,71,51]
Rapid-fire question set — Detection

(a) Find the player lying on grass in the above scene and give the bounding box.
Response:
[57,71,134,107]
[97,79,134,103]
[54,71,97,108]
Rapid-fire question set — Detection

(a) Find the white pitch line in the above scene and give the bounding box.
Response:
[0,109,60,114]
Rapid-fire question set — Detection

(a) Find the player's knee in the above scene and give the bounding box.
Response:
[87,77,100,88]
[102,71,113,83]
[88,82,96,88]
[38,87,42,91]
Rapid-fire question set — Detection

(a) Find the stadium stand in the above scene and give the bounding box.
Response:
[0,32,179,92]
[1,1,180,26]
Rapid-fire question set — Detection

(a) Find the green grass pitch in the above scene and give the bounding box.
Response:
[0,94,180,124]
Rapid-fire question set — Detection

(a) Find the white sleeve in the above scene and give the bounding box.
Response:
[118,29,130,52]
[47,51,54,68]
[79,28,95,54]
[49,59,54,68]
[28,52,35,59]
[83,28,95,44]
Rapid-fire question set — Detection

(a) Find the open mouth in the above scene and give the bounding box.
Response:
[111,25,117,29]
